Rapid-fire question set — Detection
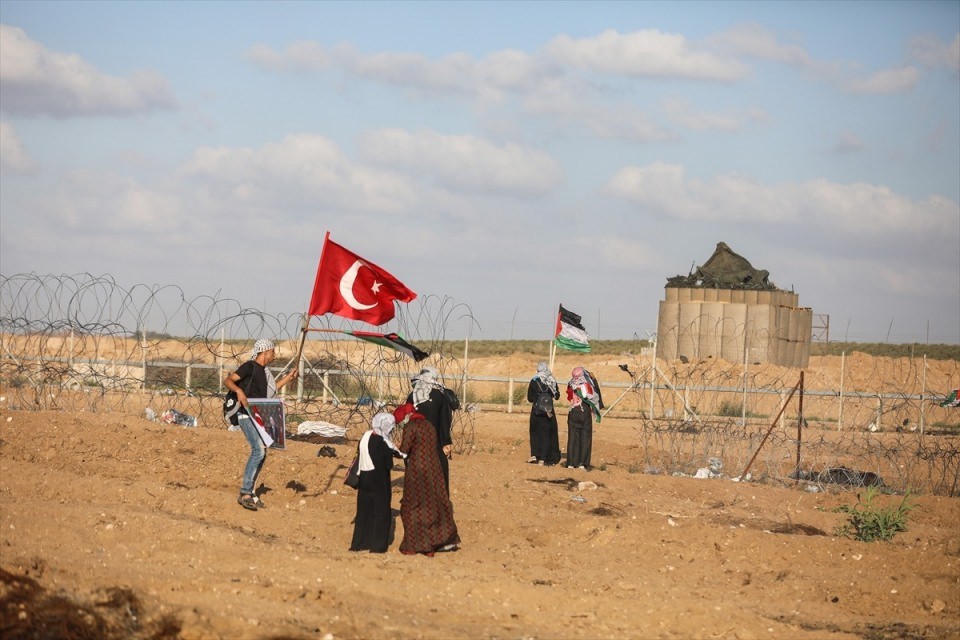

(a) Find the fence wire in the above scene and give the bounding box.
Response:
[0,273,476,452]
[1,273,958,495]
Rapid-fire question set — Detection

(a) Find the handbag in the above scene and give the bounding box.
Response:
[344,457,360,489]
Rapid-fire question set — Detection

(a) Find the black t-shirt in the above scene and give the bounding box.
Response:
[235,360,269,398]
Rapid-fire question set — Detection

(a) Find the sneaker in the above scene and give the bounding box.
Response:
[538,461,545,466]
[439,543,459,552]
[237,494,258,511]
[578,465,586,470]
[526,456,537,464]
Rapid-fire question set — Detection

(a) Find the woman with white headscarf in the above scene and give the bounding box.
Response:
[526,362,561,465]
[223,338,298,511]
[350,412,404,553]
[405,366,457,494]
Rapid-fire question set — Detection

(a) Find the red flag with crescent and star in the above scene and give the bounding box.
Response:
[308,233,417,325]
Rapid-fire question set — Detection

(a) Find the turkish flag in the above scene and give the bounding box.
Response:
[308,234,417,325]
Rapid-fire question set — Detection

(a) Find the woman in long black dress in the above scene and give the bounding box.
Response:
[350,412,404,553]
[526,361,561,465]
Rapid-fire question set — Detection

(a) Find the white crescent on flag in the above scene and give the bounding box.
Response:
[339,260,378,311]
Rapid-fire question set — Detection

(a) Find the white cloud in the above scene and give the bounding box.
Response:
[0,24,176,117]
[578,235,664,271]
[31,168,183,233]
[522,84,676,143]
[357,129,564,196]
[604,162,959,235]
[909,32,960,73]
[708,22,812,66]
[544,29,746,81]
[842,65,919,94]
[0,121,36,172]
[246,41,331,72]
[662,97,764,132]
[180,133,420,216]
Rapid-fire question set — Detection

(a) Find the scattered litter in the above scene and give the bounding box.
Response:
[160,409,196,427]
[297,421,347,438]
[693,457,724,479]
[577,481,598,491]
[144,408,156,421]
[570,495,587,503]
[317,445,338,458]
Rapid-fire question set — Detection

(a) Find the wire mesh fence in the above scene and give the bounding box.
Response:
[2,273,958,495]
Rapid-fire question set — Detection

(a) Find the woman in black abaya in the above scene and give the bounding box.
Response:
[350,412,404,553]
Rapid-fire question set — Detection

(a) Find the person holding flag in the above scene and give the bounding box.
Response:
[565,366,601,470]
[224,338,298,511]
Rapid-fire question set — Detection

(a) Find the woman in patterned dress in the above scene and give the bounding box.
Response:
[394,403,460,556]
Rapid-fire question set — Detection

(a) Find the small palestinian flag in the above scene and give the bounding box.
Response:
[345,330,429,362]
[940,388,960,408]
[575,388,602,422]
[554,304,591,353]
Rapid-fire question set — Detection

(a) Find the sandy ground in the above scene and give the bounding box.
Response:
[1,401,958,640]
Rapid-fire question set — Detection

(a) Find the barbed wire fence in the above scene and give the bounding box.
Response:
[1,273,957,495]
[0,273,477,452]
[602,346,959,496]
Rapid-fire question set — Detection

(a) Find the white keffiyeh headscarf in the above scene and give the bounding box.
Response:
[411,366,444,408]
[359,412,397,472]
[252,338,275,356]
[534,361,558,394]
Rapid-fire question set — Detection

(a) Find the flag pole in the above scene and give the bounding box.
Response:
[548,305,558,371]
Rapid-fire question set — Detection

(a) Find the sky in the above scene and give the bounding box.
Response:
[1,1,958,343]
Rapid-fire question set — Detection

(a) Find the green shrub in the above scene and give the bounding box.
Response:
[717,400,741,417]
[833,487,915,542]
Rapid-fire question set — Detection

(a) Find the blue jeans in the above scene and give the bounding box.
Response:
[238,413,266,496]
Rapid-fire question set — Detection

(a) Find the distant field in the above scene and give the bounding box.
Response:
[432,339,960,361]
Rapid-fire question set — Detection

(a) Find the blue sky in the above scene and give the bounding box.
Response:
[1,1,958,343]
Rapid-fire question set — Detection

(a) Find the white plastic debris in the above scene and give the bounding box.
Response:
[297,420,348,437]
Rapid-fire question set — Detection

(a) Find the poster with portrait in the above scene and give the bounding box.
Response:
[247,398,286,450]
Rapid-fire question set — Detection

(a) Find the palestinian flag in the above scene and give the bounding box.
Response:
[575,388,602,422]
[554,304,591,353]
[345,331,429,362]
[940,388,960,408]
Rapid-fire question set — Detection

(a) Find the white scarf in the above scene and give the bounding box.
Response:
[358,431,375,472]
[359,413,397,472]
